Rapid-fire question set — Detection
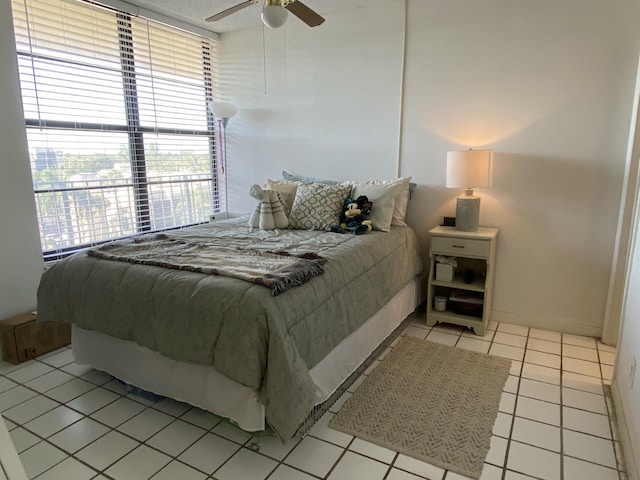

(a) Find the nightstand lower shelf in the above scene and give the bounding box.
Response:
[426,310,485,336]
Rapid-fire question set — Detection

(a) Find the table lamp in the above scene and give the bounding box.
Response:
[446,149,493,231]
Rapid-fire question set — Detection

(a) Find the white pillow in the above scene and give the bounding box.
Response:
[349,180,405,232]
[344,177,412,229]
[289,183,351,231]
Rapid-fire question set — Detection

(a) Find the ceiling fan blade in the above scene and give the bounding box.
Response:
[285,1,325,27]
[206,0,256,22]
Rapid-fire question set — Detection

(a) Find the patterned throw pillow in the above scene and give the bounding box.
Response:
[289,183,351,231]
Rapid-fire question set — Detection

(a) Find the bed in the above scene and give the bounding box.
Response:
[36,179,424,441]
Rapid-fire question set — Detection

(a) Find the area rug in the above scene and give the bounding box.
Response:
[329,336,511,479]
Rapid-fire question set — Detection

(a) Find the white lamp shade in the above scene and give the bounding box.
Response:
[261,5,288,29]
[207,101,238,120]
[446,149,493,189]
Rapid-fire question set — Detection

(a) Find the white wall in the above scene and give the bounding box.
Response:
[219,0,640,336]
[0,1,44,321]
[218,0,406,215]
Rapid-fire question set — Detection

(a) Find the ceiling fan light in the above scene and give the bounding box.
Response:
[261,5,288,29]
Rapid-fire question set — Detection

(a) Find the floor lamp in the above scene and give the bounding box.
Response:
[207,101,238,218]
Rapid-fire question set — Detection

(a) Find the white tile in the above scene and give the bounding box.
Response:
[39,349,74,368]
[212,421,252,444]
[19,441,67,479]
[117,407,174,441]
[215,447,278,480]
[364,360,381,376]
[46,378,96,403]
[9,427,40,453]
[478,464,504,480]
[562,430,617,469]
[61,363,94,377]
[562,344,599,362]
[147,419,207,456]
[66,387,119,414]
[507,441,560,480]
[485,435,508,467]
[308,412,353,447]
[6,362,54,383]
[0,385,37,412]
[492,412,513,438]
[80,370,112,386]
[76,430,138,471]
[285,436,343,478]
[35,456,97,480]
[377,347,392,360]
[562,388,607,415]
[511,417,560,451]
[329,391,352,414]
[0,359,36,376]
[497,323,529,337]
[152,397,191,417]
[3,395,58,423]
[518,378,560,404]
[180,407,221,430]
[24,370,74,393]
[510,361,523,376]
[488,320,498,331]
[493,332,527,348]
[529,328,561,343]
[385,468,429,480]
[515,397,560,426]
[524,351,561,369]
[91,396,146,427]
[328,451,388,480]
[252,435,299,461]
[425,330,459,346]
[105,444,171,480]
[597,341,616,353]
[403,326,428,339]
[456,337,490,353]
[349,437,396,464]
[102,379,129,395]
[177,432,239,474]
[562,334,597,349]
[504,471,539,479]
[563,407,611,438]
[462,329,495,342]
[521,363,560,385]
[503,376,519,394]
[268,464,318,480]
[393,454,445,479]
[489,344,524,361]
[150,460,207,480]
[347,375,366,393]
[563,456,619,480]
[601,365,614,382]
[526,338,561,355]
[562,372,604,395]
[24,405,84,438]
[432,323,465,335]
[49,417,110,454]
[0,376,17,394]
[499,392,516,415]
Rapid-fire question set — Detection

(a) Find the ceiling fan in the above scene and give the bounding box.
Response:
[206,0,325,29]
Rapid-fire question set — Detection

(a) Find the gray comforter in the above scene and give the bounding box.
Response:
[37,218,423,440]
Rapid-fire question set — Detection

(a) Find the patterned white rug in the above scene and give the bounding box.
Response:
[329,336,511,479]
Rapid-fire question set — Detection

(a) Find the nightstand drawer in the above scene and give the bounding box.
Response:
[431,236,490,258]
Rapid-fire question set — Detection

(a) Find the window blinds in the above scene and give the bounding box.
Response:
[12,0,219,260]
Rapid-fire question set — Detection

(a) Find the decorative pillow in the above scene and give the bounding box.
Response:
[282,170,339,185]
[349,180,406,232]
[266,179,298,217]
[343,177,412,227]
[289,183,351,231]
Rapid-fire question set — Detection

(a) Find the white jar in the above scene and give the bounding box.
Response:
[434,295,447,312]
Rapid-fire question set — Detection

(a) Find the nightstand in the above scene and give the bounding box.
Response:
[426,226,499,336]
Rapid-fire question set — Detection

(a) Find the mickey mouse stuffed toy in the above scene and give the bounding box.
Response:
[331,195,373,235]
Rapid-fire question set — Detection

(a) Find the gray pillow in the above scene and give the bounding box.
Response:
[289,183,351,231]
[282,170,339,185]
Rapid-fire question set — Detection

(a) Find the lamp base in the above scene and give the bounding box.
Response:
[456,195,480,232]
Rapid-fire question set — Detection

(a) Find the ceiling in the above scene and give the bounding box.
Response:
[124,0,398,34]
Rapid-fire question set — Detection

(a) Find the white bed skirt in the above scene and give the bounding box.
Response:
[72,277,421,433]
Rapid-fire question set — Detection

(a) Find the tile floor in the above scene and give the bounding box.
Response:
[0,313,626,480]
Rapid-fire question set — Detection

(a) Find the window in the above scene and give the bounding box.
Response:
[11,0,220,261]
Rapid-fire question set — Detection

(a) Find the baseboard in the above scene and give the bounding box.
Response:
[611,380,639,480]
[491,309,602,338]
